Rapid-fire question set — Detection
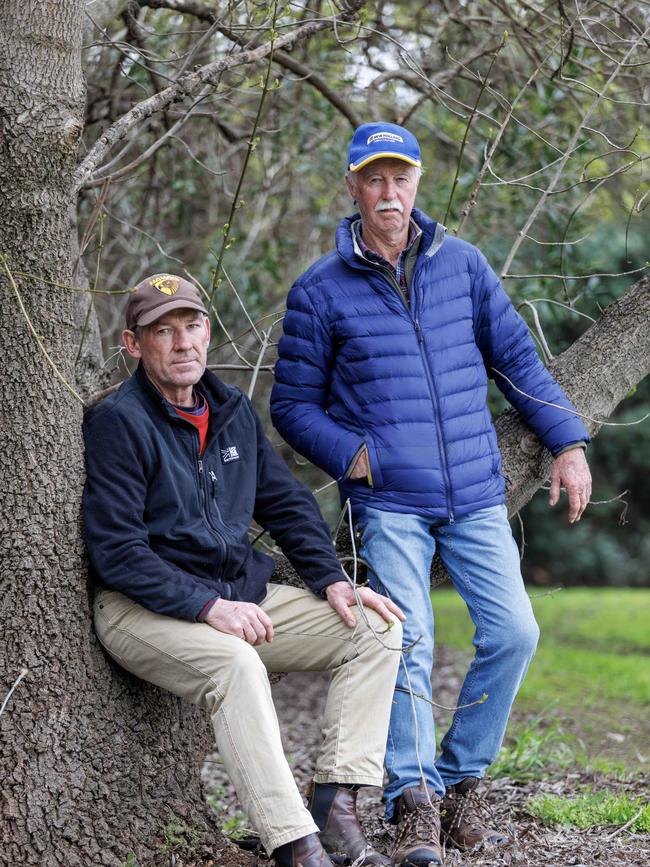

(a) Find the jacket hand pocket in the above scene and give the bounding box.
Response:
[344,442,372,485]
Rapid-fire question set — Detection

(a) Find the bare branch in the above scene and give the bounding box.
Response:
[73,0,367,192]
[84,86,215,186]
[142,0,364,127]
[1,259,85,406]
[0,669,28,718]
[499,24,650,278]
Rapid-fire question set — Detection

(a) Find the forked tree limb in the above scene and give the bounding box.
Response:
[498,273,650,517]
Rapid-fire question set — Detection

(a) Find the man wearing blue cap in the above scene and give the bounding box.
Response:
[271,122,591,865]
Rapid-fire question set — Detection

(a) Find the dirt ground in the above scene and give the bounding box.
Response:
[200,646,650,867]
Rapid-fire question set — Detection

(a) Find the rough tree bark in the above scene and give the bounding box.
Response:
[498,274,650,515]
[0,3,220,865]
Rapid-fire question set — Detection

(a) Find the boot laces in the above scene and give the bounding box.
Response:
[444,787,495,835]
[394,800,440,850]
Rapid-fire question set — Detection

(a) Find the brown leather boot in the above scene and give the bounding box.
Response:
[391,783,443,866]
[308,782,390,866]
[440,777,508,851]
[272,832,335,867]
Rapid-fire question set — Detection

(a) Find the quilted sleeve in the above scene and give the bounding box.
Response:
[471,249,590,454]
[271,278,364,479]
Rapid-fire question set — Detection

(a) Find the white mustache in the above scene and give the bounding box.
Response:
[375,199,404,213]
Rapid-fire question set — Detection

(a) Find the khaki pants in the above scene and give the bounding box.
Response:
[94,583,402,853]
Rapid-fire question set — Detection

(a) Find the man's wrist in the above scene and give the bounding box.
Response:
[196,596,220,622]
[553,441,587,458]
[321,579,345,599]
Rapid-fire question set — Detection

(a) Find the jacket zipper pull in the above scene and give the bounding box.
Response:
[415,319,424,344]
[198,459,203,474]
[449,511,455,525]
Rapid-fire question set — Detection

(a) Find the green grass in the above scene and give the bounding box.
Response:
[431,587,650,707]
[488,714,635,780]
[431,587,650,774]
[526,790,650,832]
[488,715,580,781]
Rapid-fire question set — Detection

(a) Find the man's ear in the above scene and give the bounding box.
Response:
[122,329,142,359]
[345,173,357,200]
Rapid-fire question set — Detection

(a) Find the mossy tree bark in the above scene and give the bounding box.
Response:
[0,3,220,864]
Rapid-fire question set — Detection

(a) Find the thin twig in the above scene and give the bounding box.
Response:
[499,24,650,277]
[474,266,646,280]
[518,301,554,363]
[0,669,28,718]
[605,805,645,840]
[209,0,279,308]
[2,259,85,406]
[10,270,128,295]
[76,212,106,363]
[492,367,650,428]
[517,298,596,324]
[443,32,507,226]
[247,330,271,399]
[394,686,488,713]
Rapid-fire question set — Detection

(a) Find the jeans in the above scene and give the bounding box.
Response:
[355,504,539,818]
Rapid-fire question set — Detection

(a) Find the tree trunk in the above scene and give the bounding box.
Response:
[1,2,647,863]
[0,4,222,864]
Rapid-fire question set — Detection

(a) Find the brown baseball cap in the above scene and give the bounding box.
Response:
[125,273,208,331]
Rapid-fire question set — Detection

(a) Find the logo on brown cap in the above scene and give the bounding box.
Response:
[150,274,180,296]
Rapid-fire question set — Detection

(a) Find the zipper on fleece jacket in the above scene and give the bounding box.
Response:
[168,402,233,554]
[365,261,456,524]
[195,448,229,570]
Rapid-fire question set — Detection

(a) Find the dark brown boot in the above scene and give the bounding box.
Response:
[440,777,508,852]
[308,782,390,866]
[272,832,335,867]
[391,783,443,866]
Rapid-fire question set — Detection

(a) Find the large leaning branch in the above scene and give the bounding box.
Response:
[73,0,366,191]
[497,274,650,516]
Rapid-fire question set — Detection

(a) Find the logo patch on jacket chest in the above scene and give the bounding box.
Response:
[221,446,240,463]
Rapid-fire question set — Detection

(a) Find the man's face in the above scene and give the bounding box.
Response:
[123,309,210,404]
[345,158,420,238]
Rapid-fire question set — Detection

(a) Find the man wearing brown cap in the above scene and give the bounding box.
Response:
[82,273,404,867]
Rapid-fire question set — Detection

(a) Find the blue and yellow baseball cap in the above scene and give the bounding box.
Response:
[347,122,422,172]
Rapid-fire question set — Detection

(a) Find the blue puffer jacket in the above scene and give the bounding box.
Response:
[271,208,589,520]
